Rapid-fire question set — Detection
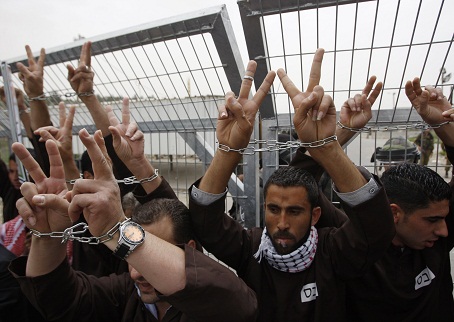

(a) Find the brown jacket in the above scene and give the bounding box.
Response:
[9,178,258,322]
[189,165,394,322]
[10,244,257,322]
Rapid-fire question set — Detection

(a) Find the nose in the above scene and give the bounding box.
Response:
[435,219,448,238]
[276,213,289,231]
[129,266,142,281]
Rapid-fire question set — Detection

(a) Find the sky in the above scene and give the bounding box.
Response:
[0,0,246,61]
[1,0,452,110]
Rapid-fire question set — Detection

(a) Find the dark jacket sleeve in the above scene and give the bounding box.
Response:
[0,246,46,322]
[133,176,177,204]
[290,147,348,228]
[30,133,50,178]
[443,144,454,250]
[324,167,395,279]
[161,244,258,322]
[189,178,256,272]
[9,256,132,322]
[0,158,11,199]
[104,134,137,197]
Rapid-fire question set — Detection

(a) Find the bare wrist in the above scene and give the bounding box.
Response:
[79,94,98,104]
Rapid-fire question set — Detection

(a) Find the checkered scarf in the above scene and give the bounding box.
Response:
[253,226,318,273]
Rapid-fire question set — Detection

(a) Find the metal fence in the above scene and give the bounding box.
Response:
[1,0,453,228]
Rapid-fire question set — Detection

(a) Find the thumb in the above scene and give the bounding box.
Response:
[109,125,122,150]
[417,90,430,113]
[38,129,56,143]
[67,64,75,80]
[32,194,70,214]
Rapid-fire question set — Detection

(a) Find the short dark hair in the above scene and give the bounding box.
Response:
[381,163,451,214]
[80,150,93,175]
[263,166,319,208]
[132,198,194,245]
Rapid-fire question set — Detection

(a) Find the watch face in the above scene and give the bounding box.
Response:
[123,222,145,244]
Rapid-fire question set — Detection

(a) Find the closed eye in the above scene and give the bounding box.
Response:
[267,205,280,214]
[425,217,445,223]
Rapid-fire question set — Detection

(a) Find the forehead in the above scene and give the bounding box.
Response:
[143,216,176,245]
[265,185,311,206]
[407,199,450,218]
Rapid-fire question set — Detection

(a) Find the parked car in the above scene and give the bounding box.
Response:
[371,136,420,169]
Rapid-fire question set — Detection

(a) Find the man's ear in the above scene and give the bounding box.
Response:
[390,203,403,224]
[187,239,197,249]
[311,206,322,226]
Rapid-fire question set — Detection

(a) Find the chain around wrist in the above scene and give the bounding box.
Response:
[29,93,47,101]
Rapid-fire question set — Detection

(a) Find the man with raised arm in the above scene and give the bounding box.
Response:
[58,41,136,195]
[297,75,454,321]
[8,130,257,322]
[188,50,394,321]
[0,46,53,222]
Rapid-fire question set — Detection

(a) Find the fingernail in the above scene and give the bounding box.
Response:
[317,111,324,121]
[28,217,36,226]
[34,195,45,204]
[309,93,314,100]
[221,112,227,118]
[312,112,317,121]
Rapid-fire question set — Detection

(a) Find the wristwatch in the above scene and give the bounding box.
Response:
[113,219,145,260]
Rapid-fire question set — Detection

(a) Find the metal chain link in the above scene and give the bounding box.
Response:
[64,90,95,97]
[336,120,451,132]
[28,90,95,101]
[218,135,338,155]
[29,218,129,244]
[65,173,159,185]
[29,93,47,101]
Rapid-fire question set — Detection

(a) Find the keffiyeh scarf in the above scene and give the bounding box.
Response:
[253,226,318,273]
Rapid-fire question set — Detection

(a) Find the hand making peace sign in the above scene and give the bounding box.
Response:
[68,129,124,237]
[16,45,46,98]
[13,140,71,233]
[215,60,276,150]
[67,41,95,95]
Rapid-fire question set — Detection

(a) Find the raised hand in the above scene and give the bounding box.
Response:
[68,129,124,236]
[67,41,94,95]
[35,102,76,161]
[0,87,26,109]
[107,98,145,168]
[405,77,452,125]
[277,48,336,143]
[216,60,276,150]
[339,76,382,129]
[277,48,324,122]
[13,140,71,233]
[16,46,46,98]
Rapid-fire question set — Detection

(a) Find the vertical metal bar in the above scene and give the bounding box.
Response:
[1,62,27,182]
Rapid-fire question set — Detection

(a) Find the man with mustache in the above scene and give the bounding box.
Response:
[188,51,395,321]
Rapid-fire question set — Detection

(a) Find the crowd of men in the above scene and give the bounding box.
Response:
[0,42,453,322]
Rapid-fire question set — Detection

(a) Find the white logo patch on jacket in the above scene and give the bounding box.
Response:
[301,282,318,303]
[415,266,435,290]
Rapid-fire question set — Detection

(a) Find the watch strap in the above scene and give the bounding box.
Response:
[113,243,132,260]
